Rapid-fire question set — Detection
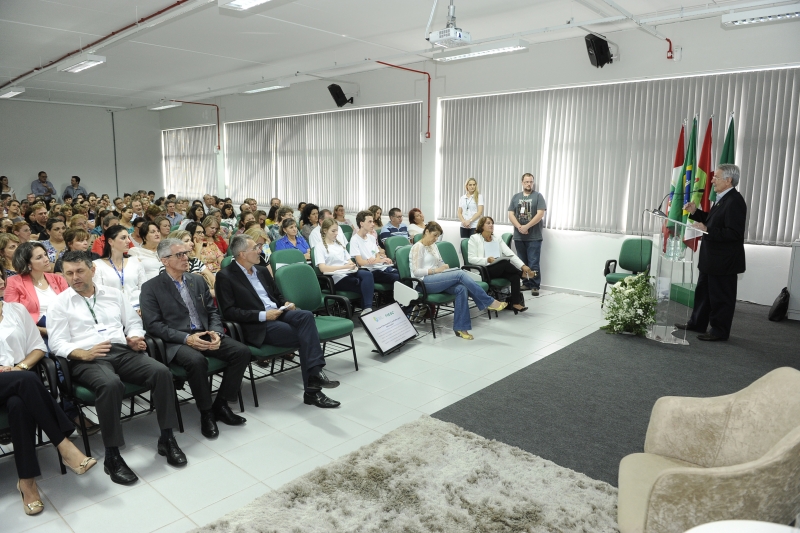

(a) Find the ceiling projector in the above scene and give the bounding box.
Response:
[426,0,471,48]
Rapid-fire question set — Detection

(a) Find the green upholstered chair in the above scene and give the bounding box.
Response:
[602,238,653,307]
[269,248,306,273]
[309,248,363,310]
[413,234,423,243]
[459,238,512,297]
[269,240,277,253]
[383,236,409,263]
[274,263,358,370]
[437,241,493,319]
[220,256,233,269]
[501,233,513,247]
[340,224,353,243]
[395,245,457,338]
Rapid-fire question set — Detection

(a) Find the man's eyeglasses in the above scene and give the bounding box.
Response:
[163,251,189,260]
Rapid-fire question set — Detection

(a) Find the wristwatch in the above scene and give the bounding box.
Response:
[16,362,29,371]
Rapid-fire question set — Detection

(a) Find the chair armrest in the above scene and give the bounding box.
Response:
[401,277,427,300]
[323,294,353,319]
[316,274,335,293]
[223,321,245,343]
[39,357,59,400]
[603,259,617,277]
[54,355,73,398]
[644,394,735,467]
[461,264,489,282]
[145,335,168,365]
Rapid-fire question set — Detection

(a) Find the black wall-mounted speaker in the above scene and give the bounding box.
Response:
[328,84,354,107]
[585,34,612,68]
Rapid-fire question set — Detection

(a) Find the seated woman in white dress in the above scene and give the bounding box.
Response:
[127,221,162,280]
[92,225,147,312]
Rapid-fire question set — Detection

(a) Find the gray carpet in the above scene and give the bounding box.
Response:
[433,301,800,487]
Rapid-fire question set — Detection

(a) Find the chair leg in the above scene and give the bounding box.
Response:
[430,308,437,339]
[249,362,259,408]
[350,334,358,371]
[601,283,608,308]
[77,408,91,457]
[174,392,184,433]
[57,449,67,475]
[237,390,244,413]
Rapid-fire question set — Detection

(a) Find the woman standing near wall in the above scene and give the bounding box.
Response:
[458,178,484,239]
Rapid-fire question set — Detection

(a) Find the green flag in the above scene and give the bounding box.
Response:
[667,116,697,239]
[714,115,735,204]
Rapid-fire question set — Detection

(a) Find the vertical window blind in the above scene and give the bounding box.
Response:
[225,103,422,212]
[438,67,800,245]
[161,125,218,200]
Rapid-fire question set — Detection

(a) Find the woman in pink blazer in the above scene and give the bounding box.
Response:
[4,242,69,336]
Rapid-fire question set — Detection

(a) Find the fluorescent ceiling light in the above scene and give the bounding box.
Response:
[219,0,272,10]
[0,86,25,99]
[57,54,106,73]
[241,81,290,94]
[148,100,182,111]
[433,39,529,62]
[721,3,800,27]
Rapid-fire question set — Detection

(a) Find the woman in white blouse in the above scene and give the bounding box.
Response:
[93,225,147,312]
[127,221,162,281]
[0,301,97,516]
[410,222,505,340]
[458,177,484,239]
[468,216,534,313]
[315,218,375,314]
[407,208,426,241]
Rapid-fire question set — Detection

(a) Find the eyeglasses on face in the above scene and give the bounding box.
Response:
[164,251,189,259]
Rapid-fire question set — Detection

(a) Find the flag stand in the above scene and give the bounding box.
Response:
[646,211,706,346]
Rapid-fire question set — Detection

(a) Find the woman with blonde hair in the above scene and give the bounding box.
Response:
[458,177,484,238]
[314,218,375,314]
[244,227,271,271]
[333,204,353,228]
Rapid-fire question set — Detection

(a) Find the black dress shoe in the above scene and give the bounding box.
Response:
[104,454,138,485]
[158,436,187,467]
[304,391,341,408]
[212,403,246,426]
[200,411,219,439]
[697,333,726,342]
[674,322,689,330]
[307,370,340,389]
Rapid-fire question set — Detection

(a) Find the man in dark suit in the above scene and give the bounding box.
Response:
[140,238,251,438]
[676,164,747,341]
[215,235,341,408]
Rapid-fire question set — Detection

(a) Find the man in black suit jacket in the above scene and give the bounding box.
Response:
[215,235,341,408]
[140,238,251,438]
[678,164,747,341]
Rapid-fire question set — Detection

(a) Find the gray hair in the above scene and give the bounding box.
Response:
[157,238,186,259]
[717,164,740,187]
[229,234,252,258]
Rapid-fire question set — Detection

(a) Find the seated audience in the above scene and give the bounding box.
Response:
[265,205,279,227]
[144,204,162,222]
[127,221,162,280]
[296,202,307,223]
[62,175,88,200]
[49,251,186,485]
[235,212,255,235]
[30,172,56,202]
[91,214,131,255]
[410,222,506,340]
[274,219,310,259]
[244,227,271,270]
[129,217,146,248]
[1,175,17,200]
[468,216,534,313]
[350,210,401,289]
[220,203,237,229]
[378,207,410,246]
[267,207,294,242]
[118,205,135,234]
[59,204,73,221]
[54,228,98,273]
[180,204,205,230]
[407,208,425,239]
[164,200,183,226]
[254,210,268,230]
[270,197,281,208]
[333,204,353,228]
[40,218,67,266]
[140,238,250,439]
[189,222,223,274]
[1,233,21,277]
[166,230,216,295]
[93,225,147,312]
[216,235,341,408]
[299,203,319,240]
[308,209,347,249]
[202,216,228,255]
[27,203,50,241]
[0,301,97,517]
[368,205,383,244]
[315,219,375,314]
[8,200,24,223]
[154,215,172,240]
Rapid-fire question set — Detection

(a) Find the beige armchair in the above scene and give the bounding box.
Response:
[618,367,800,533]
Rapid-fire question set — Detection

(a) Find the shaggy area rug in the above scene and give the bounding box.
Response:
[193,416,619,533]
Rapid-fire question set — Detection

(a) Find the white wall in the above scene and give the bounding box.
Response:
[112,108,164,196]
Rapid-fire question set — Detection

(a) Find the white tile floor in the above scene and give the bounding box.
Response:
[0,290,606,533]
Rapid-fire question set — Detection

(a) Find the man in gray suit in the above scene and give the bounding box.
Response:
[140,238,251,439]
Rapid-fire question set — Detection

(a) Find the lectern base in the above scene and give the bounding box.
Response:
[647,325,689,345]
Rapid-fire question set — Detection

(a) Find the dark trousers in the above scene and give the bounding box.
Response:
[688,272,738,340]
[486,261,524,305]
[68,344,178,448]
[262,310,326,393]
[335,270,375,309]
[371,267,400,286]
[460,227,476,238]
[0,371,74,478]
[514,239,542,289]
[171,337,250,412]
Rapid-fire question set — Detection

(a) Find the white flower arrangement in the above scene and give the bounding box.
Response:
[602,272,657,336]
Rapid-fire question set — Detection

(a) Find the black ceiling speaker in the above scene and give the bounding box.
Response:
[585,34,612,68]
[328,84,354,107]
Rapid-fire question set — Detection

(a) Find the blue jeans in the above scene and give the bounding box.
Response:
[514,240,542,289]
[422,270,494,332]
[335,270,375,309]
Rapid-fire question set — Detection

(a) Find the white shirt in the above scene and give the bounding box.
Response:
[349,233,387,271]
[308,224,347,249]
[483,238,501,259]
[48,284,146,358]
[314,242,353,284]
[459,193,484,228]
[93,257,147,308]
[34,285,58,317]
[127,246,161,281]
[409,241,445,280]
[407,224,424,238]
[0,302,47,367]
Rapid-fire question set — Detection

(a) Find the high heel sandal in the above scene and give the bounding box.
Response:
[17,481,44,516]
[487,301,508,312]
[63,456,97,476]
[454,330,474,340]
[512,305,528,315]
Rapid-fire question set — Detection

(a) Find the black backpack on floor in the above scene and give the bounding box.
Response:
[768,288,790,322]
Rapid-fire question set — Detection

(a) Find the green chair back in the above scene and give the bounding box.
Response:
[269,248,305,272]
[220,256,233,269]
[274,263,324,312]
[384,236,409,262]
[269,240,277,253]
[171,224,181,231]
[459,238,470,265]
[501,233,512,247]
[436,241,462,268]
[340,225,353,243]
[413,234,423,243]
[618,238,653,273]
[395,245,413,279]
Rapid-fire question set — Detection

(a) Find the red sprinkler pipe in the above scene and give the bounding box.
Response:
[375,61,431,139]
[0,0,195,91]
[171,100,221,150]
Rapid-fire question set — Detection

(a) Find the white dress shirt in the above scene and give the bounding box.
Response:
[48,284,146,357]
[0,302,47,367]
